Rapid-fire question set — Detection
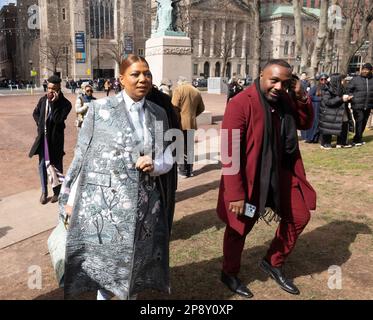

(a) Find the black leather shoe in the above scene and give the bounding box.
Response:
[260,259,300,295]
[220,271,254,298]
[50,194,59,203]
[40,193,48,205]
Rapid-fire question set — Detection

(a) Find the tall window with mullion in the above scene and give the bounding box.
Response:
[90,0,114,39]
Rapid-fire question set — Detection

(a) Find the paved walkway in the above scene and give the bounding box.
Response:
[0,91,227,249]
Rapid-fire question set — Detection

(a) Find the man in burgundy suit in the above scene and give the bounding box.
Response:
[217,60,316,298]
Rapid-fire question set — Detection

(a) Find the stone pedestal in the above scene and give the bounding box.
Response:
[208,77,228,94]
[145,36,192,88]
[197,111,213,126]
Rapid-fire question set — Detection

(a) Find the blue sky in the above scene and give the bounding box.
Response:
[0,0,16,9]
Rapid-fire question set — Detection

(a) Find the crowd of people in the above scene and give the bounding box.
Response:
[300,63,373,149]
[28,56,372,300]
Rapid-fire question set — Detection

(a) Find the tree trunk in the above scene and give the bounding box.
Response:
[339,12,356,75]
[293,0,308,72]
[309,0,328,77]
[338,0,373,75]
[252,0,261,78]
[324,29,335,75]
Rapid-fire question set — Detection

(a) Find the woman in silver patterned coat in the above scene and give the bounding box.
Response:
[59,55,174,300]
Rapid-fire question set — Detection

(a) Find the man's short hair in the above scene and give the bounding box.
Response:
[262,59,292,71]
[47,75,61,84]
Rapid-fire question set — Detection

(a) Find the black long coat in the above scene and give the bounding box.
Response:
[29,93,72,164]
[320,82,350,136]
[147,86,180,235]
[347,75,373,110]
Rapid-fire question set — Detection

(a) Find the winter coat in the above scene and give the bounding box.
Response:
[171,83,205,130]
[59,93,172,299]
[320,77,350,136]
[75,94,96,127]
[347,75,373,110]
[29,93,72,163]
[301,85,322,142]
[216,84,316,236]
[146,86,181,234]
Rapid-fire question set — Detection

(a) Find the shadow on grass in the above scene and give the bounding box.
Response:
[286,220,372,279]
[34,220,371,300]
[34,288,63,300]
[363,134,373,144]
[176,180,220,203]
[171,209,224,241]
[33,288,96,300]
[143,220,372,299]
[192,162,221,177]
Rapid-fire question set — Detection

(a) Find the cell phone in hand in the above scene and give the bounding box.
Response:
[244,202,256,218]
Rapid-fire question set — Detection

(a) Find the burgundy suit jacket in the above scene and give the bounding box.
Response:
[217,84,317,235]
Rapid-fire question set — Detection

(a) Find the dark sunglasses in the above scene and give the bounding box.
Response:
[320,78,327,81]
[86,89,93,93]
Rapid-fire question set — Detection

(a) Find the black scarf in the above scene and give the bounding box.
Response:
[254,78,298,222]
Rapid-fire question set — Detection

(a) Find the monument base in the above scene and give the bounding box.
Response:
[151,30,187,38]
[197,111,213,126]
[145,36,192,89]
[208,77,228,95]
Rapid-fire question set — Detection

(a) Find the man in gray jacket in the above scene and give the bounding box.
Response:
[348,63,373,146]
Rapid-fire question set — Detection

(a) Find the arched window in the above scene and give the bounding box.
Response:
[291,42,295,55]
[204,61,210,78]
[215,62,221,77]
[226,62,232,78]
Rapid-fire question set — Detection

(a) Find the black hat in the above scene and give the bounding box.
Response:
[47,75,62,84]
[362,63,373,71]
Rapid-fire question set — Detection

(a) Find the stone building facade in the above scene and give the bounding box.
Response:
[0,4,17,81]
[14,0,151,85]
[260,4,320,74]
[187,0,254,80]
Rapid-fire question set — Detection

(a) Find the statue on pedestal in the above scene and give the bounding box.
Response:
[155,0,182,33]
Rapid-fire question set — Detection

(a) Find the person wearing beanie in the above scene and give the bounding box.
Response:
[29,75,72,204]
[347,63,373,146]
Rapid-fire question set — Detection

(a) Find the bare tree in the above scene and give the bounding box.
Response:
[293,0,308,71]
[309,0,329,76]
[338,0,373,74]
[248,0,261,78]
[216,30,243,78]
[40,40,69,73]
[106,39,124,70]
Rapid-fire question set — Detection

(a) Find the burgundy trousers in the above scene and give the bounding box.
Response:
[222,185,311,275]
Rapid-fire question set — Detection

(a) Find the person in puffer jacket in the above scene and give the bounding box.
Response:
[320,74,354,149]
[347,63,373,146]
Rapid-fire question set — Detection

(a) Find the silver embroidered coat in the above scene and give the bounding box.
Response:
[58,92,171,299]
